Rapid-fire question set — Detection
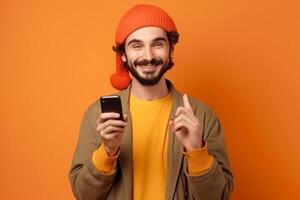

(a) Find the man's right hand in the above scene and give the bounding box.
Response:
[96,113,127,157]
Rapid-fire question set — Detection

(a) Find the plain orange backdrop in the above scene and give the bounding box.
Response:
[1,0,299,199]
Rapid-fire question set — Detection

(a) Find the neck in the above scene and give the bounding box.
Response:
[130,77,169,100]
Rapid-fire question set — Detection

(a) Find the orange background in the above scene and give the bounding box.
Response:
[1,0,299,199]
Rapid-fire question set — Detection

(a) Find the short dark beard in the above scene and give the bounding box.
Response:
[124,56,174,86]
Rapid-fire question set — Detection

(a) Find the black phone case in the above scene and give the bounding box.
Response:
[100,95,124,121]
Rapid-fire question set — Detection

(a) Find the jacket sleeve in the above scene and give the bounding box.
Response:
[69,103,117,200]
[186,104,234,200]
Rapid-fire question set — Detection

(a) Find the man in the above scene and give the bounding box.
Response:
[69,4,233,200]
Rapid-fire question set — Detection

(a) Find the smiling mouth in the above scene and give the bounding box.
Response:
[140,65,158,74]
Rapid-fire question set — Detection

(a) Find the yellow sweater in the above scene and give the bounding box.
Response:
[130,93,172,200]
[92,93,213,200]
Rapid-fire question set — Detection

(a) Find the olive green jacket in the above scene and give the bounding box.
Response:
[69,80,233,200]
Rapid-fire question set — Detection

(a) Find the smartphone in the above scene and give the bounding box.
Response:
[100,95,124,121]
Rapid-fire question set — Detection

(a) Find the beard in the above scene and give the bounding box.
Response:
[124,56,174,86]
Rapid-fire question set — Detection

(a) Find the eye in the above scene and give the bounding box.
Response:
[130,44,142,51]
[133,45,141,48]
[153,42,164,48]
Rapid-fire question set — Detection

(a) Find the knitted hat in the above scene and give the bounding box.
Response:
[110,4,177,90]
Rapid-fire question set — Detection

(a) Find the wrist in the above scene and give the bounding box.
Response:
[104,145,119,157]
[185,140,205,152]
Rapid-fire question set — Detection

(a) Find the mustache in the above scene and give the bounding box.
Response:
[133,58,163,67]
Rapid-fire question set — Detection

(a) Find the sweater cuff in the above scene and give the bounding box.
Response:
[92,144,118,174]
[183,142,213,176]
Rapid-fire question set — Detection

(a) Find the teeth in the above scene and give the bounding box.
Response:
[142,66,154,69]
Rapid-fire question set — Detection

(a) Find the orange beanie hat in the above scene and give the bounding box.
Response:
[110,4,177,90]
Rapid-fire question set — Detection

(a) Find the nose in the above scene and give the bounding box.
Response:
[143,46,154,61]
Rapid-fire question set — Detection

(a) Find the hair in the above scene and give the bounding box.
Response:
[112,31,179,55]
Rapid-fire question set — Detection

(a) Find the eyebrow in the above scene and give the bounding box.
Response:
[127,37,168,46]
[127,39,142,46]
[153,37,168,43]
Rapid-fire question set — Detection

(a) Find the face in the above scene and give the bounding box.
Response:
[121,26,173,86]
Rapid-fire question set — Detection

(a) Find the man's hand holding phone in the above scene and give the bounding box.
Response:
[97,96,127,157]
[96,112,127,157]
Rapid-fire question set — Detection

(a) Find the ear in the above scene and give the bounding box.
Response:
[170,44,175,56]
[121,54,127,62]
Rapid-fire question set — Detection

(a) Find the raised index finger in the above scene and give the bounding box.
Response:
[183,94,192,111]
